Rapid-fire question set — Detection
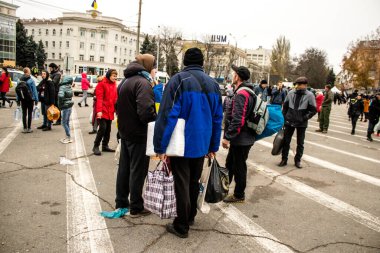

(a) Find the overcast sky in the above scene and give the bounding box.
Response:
[10,0,380,72]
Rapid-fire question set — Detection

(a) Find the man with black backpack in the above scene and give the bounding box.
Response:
[16,68,38,133]
[222,65,256,203]
[279,77,317,168]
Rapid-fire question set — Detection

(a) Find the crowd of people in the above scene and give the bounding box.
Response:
[2,46,380,239]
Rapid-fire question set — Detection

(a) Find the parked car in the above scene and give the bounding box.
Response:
[0,69,40,100]
[72,74,98,96]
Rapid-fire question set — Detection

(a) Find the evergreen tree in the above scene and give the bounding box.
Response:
[326,67,336,86]
[36,40,46,70]
[24,36,38,68]
[16,19,28,67]
[150,37,165,71]
[140,35,151,54]
[166,45,179,77]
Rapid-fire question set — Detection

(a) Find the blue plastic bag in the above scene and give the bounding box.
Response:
[255,104,284,141]
[100,208,128,219]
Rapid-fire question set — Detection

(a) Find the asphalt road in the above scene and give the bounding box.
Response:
[0,98,379,253]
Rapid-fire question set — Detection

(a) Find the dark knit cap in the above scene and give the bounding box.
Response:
[260,79,268,85]
[48,63,58,69]
[184,47,204,66]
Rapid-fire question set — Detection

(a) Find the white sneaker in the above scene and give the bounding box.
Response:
[60,137,73,144]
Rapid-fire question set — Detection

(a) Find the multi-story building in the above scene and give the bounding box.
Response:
[246,46,272,68]
[23,10,144,76]
[0,0,18,65]
[178,40,248,81]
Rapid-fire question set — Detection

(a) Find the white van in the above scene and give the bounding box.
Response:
[156,71,170,84]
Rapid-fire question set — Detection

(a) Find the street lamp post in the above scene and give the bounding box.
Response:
[157,25,160,71]
[136,0,142,54]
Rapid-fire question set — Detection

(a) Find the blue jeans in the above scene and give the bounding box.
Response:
[61,108,72,138]
[41,103,52,127]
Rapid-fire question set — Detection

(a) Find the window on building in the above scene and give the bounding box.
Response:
[52,53,55,59]
[101,44,105,51]
[46,29,49,35]
[124,48,126,55]
[123,59,126,65]
[53,29,56,36]
[114,46,117,53]
[25,29,28,35]
[52,41,55,47]
[31,29,34,35]
[80,30,85,37]
[60,29,62,35]
[80,42,84,49]
[91,31,95,38]
[66,41,70,48]
[114,57,117,64]
[90,55,94,61]
[45,41,48,48]
[59,41,62,48]
[115,34,118,40]
[59,53,62,59]
[79,55,84,61]
[90,43,95,50]
[67,28,71,36]
[129,49,132,56]
[101,32,105,39]
[38,29,41,35]
[100,56,104,62]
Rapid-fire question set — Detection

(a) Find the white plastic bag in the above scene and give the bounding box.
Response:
[14,107,21,121]
[197,158,213,214]
[146,119,185,157]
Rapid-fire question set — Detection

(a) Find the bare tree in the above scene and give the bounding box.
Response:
[271,36,292,81]
[159,26,183,76]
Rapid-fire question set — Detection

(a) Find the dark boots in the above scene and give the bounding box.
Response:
[93,146,101,156]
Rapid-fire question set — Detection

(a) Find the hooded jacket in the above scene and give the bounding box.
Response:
[282,89,317,128]
[58,77,74,109]
[348,98,364,117]
[95,76,117,120]
[117,62,156,143]
[37,77,55,106]
[224,82,257,146]
[368,97,380,122]
[154,65,223,158]
[50,69,61,95]
[81,72,90,90]
[0,72,10,93]
[315,93,324,112]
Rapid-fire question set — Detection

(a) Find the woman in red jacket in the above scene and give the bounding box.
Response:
[315,91,324,122]
[0,67,13,108]
[78,72,90,107]
[92,69,118,156]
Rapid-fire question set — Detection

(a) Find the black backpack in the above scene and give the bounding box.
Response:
[15,81,33,101]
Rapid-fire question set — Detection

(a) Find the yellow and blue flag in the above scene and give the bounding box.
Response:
[91,0,98,10]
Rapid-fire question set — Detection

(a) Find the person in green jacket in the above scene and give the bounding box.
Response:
[58,76,74,144]
[316,85,333,133]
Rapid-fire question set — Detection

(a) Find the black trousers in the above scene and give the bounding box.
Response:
[21,100,34,129]
[281,125,306,162]
[225,145,252,199]
[94,119,112,147]
[1,92,11,106]
[170,156,204,235]
[115,140,150,212]
[351,115,359,132]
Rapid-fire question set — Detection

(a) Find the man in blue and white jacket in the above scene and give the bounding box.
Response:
[154,48,223,238]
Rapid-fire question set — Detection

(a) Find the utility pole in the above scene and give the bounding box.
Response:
[136,0,142,54]
[157,25,160,71]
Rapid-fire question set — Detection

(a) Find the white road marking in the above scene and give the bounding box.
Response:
[292,137,380,164]
[257,140,380,187]
[248,162,380,233]
[0,122,22,155]
[216,203,294,253]
[66,107,114,253]
[306,131,380,151]
[308,125,380,143]
[309,121,367,133]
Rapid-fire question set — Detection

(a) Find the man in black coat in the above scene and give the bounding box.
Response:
[37,70,55,131]
[49,63,62,125]
[367,93,380,142]
[115,54,157,218]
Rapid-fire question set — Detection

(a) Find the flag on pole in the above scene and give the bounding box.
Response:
[91,0,98,10]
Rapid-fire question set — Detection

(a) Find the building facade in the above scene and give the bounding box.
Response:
[246,46,272,68]
[23,10,144,76]
[0,0,18,65]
